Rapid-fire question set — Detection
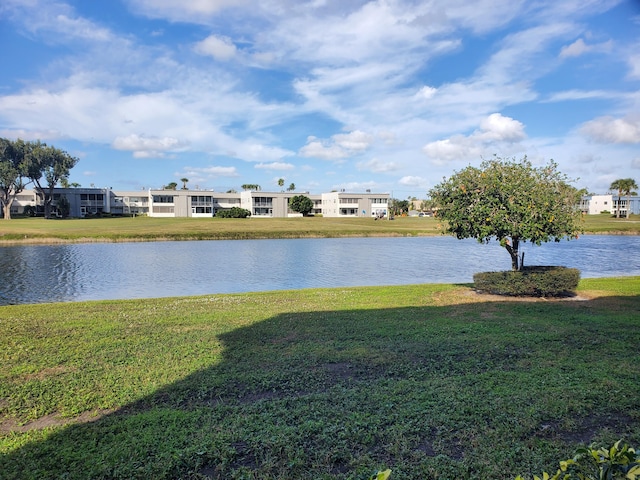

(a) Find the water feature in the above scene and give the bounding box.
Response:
[1,235,638,305]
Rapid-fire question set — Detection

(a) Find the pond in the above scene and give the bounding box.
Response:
[1,235,639,305]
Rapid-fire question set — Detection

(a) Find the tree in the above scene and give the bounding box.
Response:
[428,156,583,271]
[56,195,71,218]
[241,184,261,191]
[181,178,189,190]
[26,141,79,219]
[277,178,284,191]
[0,138,31,220]
[164,182,178,190]
[610,178,638,219]
[287,183,296,192]
[288,195,314,216]
[389,198,409,216]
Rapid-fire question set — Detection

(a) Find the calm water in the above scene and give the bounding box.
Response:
[1,235,639,305]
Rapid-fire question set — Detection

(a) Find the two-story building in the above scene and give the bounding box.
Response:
[5,188,390,219]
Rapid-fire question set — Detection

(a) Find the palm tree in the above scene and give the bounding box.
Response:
[610,178,638,218]
[181,178,189,190]
[287,183,295,192]
[277,178,284,191]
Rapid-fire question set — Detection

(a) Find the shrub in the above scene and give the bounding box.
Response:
[473,266,580,297]
[216,207,251,218]
[515,439,640,480]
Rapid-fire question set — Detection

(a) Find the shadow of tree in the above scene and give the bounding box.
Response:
[1,294,639,479]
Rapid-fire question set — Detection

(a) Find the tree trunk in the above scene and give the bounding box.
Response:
[1,199,12,220]
[504,237,520,271]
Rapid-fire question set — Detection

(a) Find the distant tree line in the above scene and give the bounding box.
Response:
[0,138,79,220]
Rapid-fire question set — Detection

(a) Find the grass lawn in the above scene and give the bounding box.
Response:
[0,213,638,243]
[1,278,639,479]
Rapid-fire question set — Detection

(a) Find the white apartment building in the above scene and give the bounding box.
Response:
[580,194,640,217]
[5,188,389,219]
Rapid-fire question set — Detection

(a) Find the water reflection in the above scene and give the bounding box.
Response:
[0,235,638,305]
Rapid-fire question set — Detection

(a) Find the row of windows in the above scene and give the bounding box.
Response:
[80,194,104,201]
[153,206,174,213]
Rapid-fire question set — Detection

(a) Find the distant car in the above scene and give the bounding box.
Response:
[418,212,431,217]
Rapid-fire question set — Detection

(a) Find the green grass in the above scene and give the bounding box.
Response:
[0,216,442,243]
[0,214,638,243]
[1,278,639,479]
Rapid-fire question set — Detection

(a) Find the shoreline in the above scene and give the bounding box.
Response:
[1,230,638,246]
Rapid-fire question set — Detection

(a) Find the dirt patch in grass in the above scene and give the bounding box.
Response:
[0,409,114,433]
[534,413,638,445]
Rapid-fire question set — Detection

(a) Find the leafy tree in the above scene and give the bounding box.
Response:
[0,138,31,220]
[56,195,71,218]
[241,184,261,191]
[389,198,409,216]
[26,141,79,219]
[287,183,296,192]
[288,194,314,216]
[181,178,189,190]
[277,178,284,191]
[164,182,178,190]
[429,156,583,271]
[610,178,638,218]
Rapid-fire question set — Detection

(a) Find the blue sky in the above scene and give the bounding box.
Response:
[1,0,639,198]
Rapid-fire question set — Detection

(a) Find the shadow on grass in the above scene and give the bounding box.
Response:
[1,294,640,480]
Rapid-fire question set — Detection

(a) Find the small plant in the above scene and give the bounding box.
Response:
[516,440,640,480]
[473,266,580,297]
[368,469,391,480]
[215,207,251,218]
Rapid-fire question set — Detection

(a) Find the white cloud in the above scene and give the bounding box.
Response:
[628,53,640,79]
[415,86,437,100]
[581,116,640,144]
[398,176,426,187]
[543,89,617,102]
[559,38,613,59]
[125,0,244,22]
[478,113,525,141]
[194,34,237,61]
[559,38,589,58]
[423,113,526,163]
[356,158,398,173]
[112,134,186,158]
[333,130,374,152]
[255,162,295,171]
[299,130,374,160]
[184,166,239,177]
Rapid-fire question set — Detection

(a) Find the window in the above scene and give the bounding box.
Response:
[253,197,273,207]
[153,195,174,203]
[80,193,104,202]
[153,206,174,213]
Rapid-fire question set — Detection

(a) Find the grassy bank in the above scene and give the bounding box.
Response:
[1,278,639,479]
[0,214,638,244]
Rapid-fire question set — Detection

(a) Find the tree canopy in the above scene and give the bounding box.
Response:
[26,141,79,219]
[288,194,314,216]
[428,156,583,271]
[1,138,79,220]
